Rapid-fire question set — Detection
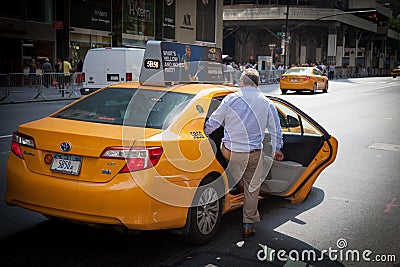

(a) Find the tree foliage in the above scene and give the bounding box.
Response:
[388,17,400,32]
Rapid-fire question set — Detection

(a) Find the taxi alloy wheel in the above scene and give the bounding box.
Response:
[312,83,317,94]
[323,81,328,93]
[185,180,223,245]
[195,187,220,235]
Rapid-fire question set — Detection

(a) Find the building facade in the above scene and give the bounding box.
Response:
[0,0,223,73]
[0,0,56,73]
[223,0,400,70]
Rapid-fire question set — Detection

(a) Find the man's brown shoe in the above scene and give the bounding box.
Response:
[242,226,255,238]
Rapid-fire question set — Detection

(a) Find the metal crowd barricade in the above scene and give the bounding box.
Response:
[0,74,10,101]
[223,69,241,86]
[2,73,42,102]
[223,69,284,85]
[258,69,284,84]
[0,72,82,103]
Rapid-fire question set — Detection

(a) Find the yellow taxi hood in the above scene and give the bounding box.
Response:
[18,117,162,156]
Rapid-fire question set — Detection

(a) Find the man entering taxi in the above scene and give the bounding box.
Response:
[204,68,284,238]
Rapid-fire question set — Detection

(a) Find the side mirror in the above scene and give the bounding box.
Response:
[287,115,300,128]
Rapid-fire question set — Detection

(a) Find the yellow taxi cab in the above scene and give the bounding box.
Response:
[391,66,400,78]
[280,67,329,94]
[6,41,338,245]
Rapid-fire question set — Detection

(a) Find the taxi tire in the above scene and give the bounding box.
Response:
[323,81,328,93]
[184,178,223,245]
[312,83,317,94]
[281,89,288,94]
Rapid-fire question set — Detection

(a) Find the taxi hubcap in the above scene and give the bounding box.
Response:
[196,187,219,235]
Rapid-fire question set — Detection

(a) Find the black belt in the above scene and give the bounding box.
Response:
[223,144,260,154]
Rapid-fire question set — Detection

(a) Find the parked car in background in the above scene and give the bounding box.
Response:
[390,66,400,78]
[80,47,145,95]
[280,67,329,94]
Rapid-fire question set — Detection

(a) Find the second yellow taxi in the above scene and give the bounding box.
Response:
[280,67,329,94]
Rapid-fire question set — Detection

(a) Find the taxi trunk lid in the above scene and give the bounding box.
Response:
[16,117,162,183]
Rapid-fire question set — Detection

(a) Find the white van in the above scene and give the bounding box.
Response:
[80,47,145,95]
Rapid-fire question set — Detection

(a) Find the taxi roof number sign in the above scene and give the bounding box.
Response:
[139,41,224,86]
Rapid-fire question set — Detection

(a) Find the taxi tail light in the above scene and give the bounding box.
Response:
[11,131,36,159]
[81,72,85,82]
[100,146,163,173]
[303,76,311,80]
[280,76,287,80]
[126,73,133,81]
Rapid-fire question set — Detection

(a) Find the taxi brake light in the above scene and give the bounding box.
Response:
[11,131,36,159]
[126,73,133,81]
[11,142,23,159]
[280,76,287,80]
[101,146,163,172]
[303,76,311,80]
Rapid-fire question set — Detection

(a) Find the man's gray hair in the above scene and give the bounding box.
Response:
[240,68,260,87]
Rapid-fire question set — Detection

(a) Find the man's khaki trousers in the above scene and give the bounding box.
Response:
[221,144,273,224]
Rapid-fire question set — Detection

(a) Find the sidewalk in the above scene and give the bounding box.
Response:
[0,76,386,105]
[0,86,82,105]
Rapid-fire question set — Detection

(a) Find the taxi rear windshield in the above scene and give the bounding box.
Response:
[285,68,311,75]
[53,88,194,129]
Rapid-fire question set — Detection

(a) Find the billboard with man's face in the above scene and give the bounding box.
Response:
[140,41,224,86]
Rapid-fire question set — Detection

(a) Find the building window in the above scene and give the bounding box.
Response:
[123,0,155,37]
[70,0,112,32]
[27,0,45,22]
[196,0,216,43]
[1,0,51,23]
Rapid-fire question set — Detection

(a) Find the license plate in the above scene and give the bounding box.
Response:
[291,78,297,82]
[50,154,82,175]
[107,74,119,82]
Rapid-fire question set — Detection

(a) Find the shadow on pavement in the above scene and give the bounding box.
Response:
[0,187,343,267]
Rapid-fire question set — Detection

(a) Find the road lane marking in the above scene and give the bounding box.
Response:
[361,85,397,93]
[368,143,400,153]
[0,135,12,139]
[385,198,400,213]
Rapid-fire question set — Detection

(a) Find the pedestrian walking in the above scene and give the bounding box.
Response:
[28,59,37,88]
[54,58,62,89]
[329,64,335,80]
[42,58,52,88]
[62,58,72,96]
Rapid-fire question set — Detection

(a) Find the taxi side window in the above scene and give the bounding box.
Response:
[206,97,224,119]
[314,68,323,76]
[273,102,322,136]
